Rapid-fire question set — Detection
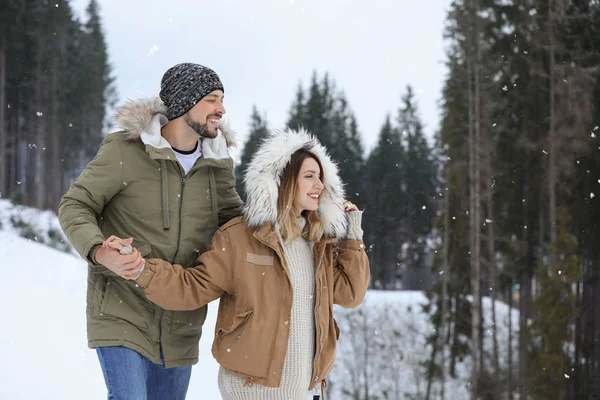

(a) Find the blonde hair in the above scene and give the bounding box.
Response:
[277,148,325,243]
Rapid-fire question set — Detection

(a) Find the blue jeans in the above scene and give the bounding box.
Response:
[96,346,192,400]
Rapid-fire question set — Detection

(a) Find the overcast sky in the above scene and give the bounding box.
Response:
[71,0,452,157]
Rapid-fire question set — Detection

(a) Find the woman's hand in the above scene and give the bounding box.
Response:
[100,235,145,280]
[343,200,359,212]
[102,235,132,252]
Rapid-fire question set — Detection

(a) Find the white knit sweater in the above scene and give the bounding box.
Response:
[217,211,363,400]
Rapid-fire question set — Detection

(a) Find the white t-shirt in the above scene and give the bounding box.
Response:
[172,140,202,175]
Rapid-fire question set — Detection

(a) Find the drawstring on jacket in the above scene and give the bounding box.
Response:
[208,167,219,228]
[160,160,170,230]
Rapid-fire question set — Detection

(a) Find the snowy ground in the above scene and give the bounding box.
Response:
[329,291,520,399]
[0,200,520,399]
[0,230,222,399]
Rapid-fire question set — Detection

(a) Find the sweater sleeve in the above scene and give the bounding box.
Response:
[345,211,364,241]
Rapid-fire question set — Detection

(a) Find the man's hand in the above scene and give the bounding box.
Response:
[94,237,144,280]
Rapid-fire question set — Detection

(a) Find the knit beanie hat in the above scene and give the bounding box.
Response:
[159,63,224,120]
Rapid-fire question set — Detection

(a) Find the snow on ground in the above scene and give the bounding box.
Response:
[0,230,221,399]
[0,200,519,399]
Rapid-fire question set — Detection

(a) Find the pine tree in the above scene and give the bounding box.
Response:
[287,83,307,133]
[527,208,580,400]
[425,46,472,395]
[235,106,270,201]
[397,85,438,290]
[363,115,404,289]
[0,0,114,210]
[330,96,365,204]
[286,71,365,203]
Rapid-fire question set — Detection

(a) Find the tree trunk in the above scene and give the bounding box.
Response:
[508,278,513,400]
[49,37,63,210]
[519,270,531,400]
[548,0,557,244]
[425,330,439,400]
[34,45,46,210]
[440,179,450,400]
[450,293,458,378]
[0,38,6,199]
[468,0,482,396]
[573,267,582,400]
[487,169,500,375]
[519,195,533,400]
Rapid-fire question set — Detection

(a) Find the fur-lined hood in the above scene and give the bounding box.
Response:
[113,97,237,157]
[243,128,348,238]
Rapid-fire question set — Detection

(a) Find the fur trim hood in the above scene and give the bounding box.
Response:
[113,97,237,149]
[243,128,347,238]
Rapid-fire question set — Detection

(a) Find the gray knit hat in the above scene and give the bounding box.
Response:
[159,63,224,120]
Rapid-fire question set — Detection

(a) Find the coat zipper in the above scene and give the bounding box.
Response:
[171,176,186,263]
[158,175,186,358]
[264,244,287,382]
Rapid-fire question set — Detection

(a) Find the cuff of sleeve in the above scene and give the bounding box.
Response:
[136,259,157,289]
[346,211,364,241]
[88,244,103,266]
[341,239,366,251]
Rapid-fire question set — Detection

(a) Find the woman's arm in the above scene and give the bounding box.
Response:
[333,209,370,308]
[136,229,235,311]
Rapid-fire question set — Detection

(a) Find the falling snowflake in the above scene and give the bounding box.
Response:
[591,193,595,199]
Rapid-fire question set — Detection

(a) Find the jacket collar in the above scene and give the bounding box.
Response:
[113,97,236,161]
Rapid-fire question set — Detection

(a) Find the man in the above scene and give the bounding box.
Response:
[58,62,243,399]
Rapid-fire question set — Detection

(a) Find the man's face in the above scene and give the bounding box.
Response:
[184,89,226,139]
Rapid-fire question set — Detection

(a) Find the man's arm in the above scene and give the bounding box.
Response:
[58,134,125,274]
[215,159,244,226]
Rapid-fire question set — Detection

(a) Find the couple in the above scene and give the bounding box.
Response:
[58,62,370,400]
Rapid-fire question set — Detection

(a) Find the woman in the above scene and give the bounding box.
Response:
[105,129,369,399]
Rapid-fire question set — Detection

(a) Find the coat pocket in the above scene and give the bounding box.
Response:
[99,280,152,329]
[170,306,208,336]
[135,242,152,258]
[217,310,254,339]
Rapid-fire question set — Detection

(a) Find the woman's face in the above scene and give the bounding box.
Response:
[293,157,324,215]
